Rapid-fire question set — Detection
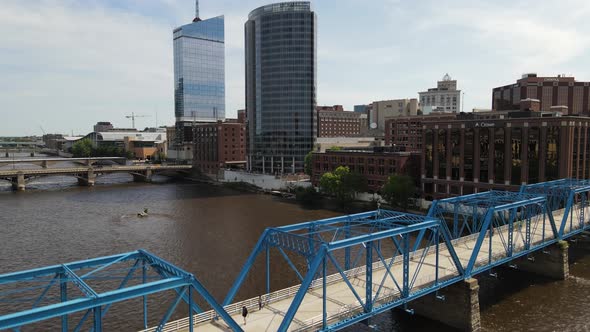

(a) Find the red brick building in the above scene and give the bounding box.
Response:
[317,105,367,137]
[193,121,246,174]
[311,147,420,192]
[493,73,590,115]
[385,113,457,151]
[421,108,590,200]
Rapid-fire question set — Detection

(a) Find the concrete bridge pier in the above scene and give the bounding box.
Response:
[515,241,569,280]
[132,167,153,183]
[409,278,481,331]
[11,173,25,191]
[77,169,96,187]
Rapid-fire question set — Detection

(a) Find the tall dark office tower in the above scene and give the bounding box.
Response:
[245,2,317,174]
[172,1,225,160]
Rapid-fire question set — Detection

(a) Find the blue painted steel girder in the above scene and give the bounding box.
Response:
[0,251,243,332]
[0,251,142,285]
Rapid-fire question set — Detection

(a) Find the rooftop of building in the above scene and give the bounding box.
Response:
[249,1,311,19]
[495,73,585,88]
[372,98,417,104]
[87,131,166,142]
[194,120,244,126]
[173,15,224,42]
[385,112,457,120]
[316,105,345,112]
[317,146,418,155]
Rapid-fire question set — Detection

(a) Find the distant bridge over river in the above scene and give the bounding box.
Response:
[0,157,127,168]
[0,165,193,191]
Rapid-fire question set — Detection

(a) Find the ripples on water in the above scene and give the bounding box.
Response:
[2,168,590,330]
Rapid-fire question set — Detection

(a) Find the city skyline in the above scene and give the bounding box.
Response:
[1,0,590,136]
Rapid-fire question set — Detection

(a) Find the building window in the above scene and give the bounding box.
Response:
[528,127,540,184]
[464,129,474,181]
[479,128,489,183]
[494,128,505,183]
[425,129,434,177]
[438,129,446,178]
[451,129,460,180]
[511,128,522,185]
[546,126,559,180]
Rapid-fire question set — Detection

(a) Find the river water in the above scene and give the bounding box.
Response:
[1,155,590,331]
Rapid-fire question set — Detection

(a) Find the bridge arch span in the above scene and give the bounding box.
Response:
[0,178,13,186]
[24,174,81,185]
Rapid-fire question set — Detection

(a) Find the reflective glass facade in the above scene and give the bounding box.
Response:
[246,2,317,174]
[173,15,225,134]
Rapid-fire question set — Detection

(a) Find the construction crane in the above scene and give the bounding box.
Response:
[125,112,150,129]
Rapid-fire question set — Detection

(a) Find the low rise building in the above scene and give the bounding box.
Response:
[237,109,246,124]
[354,104,369,113]
[42,134,64,150]
[193,121,246,175]
[311,147,420,192]
[419,74,461,113]
[493,73,590,115]
[315,136,385,152]
[370,99,419,132]
[316,105,365,137]
[84,130,167,159]
[421,101,590,200]
[93,122,114,132]
[385,113,457,151]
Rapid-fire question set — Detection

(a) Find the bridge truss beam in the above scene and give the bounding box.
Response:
[223,209,466,332]
[521,178,590,239]
[0,250,242,332]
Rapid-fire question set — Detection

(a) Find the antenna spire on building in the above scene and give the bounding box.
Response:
[192,0,201,22]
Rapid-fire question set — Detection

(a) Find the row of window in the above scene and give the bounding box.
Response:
[318,156,398,166]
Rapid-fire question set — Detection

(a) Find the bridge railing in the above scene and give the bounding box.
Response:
[143,242,463,332]
[291,267,460,332]
[139,255,385,332]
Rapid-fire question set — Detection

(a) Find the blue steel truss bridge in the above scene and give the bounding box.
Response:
[1,178,590,331]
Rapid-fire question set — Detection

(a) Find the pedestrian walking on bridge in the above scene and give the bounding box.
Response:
[242,306,248,325]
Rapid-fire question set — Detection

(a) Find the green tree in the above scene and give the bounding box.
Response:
[381,174,417,210]
[71,139,93,157]
[319,166,367,206]
[304,151,313,176]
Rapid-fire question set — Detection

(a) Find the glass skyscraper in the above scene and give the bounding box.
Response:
[245,2,317,174]
[173,10,225,148]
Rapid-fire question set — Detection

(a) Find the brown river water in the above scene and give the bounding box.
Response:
[1,156,590,331]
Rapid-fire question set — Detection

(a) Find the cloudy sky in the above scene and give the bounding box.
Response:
[1,0,589,136]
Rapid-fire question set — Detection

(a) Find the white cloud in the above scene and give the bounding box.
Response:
[1,0,589,136]
[0,0,175,135]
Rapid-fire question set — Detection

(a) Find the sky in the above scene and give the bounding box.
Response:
[1,0,589,136]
